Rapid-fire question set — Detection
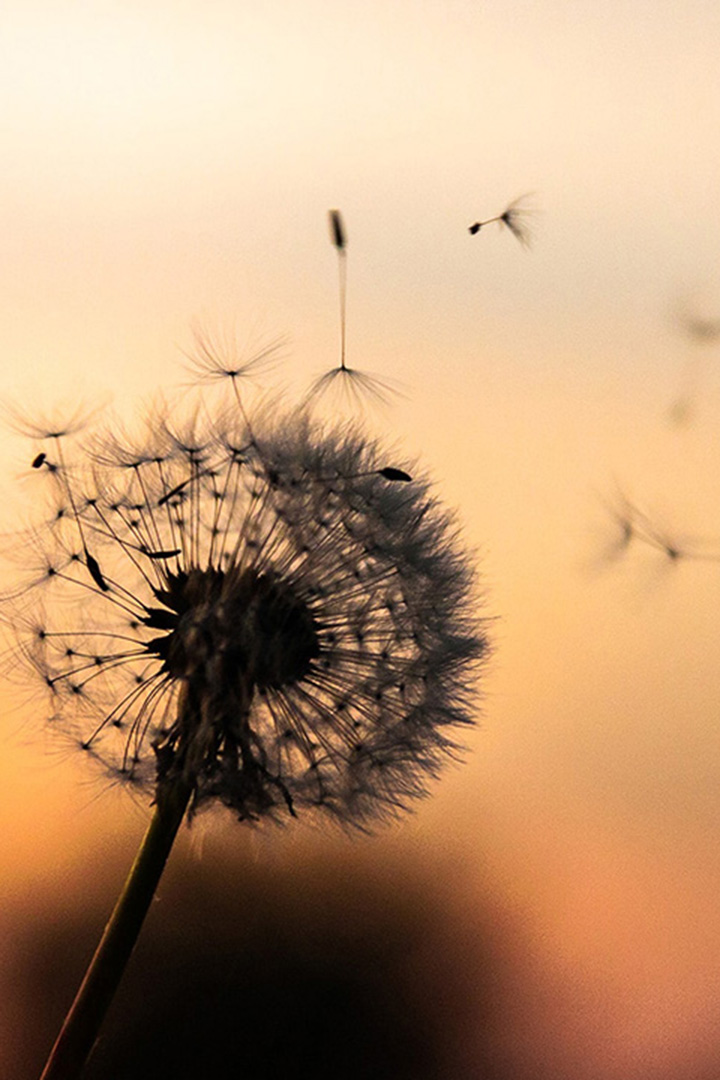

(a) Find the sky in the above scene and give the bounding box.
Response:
[2,1,720,1076]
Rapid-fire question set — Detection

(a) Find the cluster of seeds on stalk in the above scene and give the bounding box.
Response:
[7,409,483,825]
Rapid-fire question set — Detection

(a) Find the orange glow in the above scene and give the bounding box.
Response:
[2,2,720,1077]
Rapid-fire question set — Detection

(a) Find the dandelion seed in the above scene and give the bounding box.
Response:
[85,551,109,592]
[677,306,720,343]
[468,194,535,248]
[666,299,720,424]
[599,489,703,566]
[305,210,400,411]
[183,325,286,400]
[631,511,683,562]
[142,547,183,560]
[378,467,412,483]
[3,399,106,442]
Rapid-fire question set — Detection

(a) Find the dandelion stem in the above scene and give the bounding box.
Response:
[39,777,192,1080]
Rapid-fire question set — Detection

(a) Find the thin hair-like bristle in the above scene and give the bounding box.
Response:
[303,365,402,411]
[182,326,285,386]
[1,398,107,441]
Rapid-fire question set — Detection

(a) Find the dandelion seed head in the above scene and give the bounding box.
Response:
[2,393,487,828]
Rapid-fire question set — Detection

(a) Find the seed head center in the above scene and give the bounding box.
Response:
[144,566,321,693]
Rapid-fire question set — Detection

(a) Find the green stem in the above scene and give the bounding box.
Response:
[39,779,192,1080]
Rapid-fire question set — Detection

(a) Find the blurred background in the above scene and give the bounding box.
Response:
[2,1,720,1076]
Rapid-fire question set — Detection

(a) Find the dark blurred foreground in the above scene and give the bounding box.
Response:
[2,837,513,1080]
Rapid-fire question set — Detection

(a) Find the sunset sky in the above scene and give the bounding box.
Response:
[2,2,720,1076]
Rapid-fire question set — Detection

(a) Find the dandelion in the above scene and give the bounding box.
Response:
[468,195,535,248]
[305,210,399,409]
[3,382,486,1079]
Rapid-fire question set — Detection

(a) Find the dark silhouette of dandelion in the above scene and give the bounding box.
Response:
[9,404,483,825]
[305,210,400,409]
[1,375,486,1080]
[468,195,534,248]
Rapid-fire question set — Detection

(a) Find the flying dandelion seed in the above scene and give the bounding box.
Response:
[599,487,720,569]
[305,210,399,410]
[468,195,535,248]
[666,299,720,425]
[677,309,720,343]
[3,376,486,1080]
